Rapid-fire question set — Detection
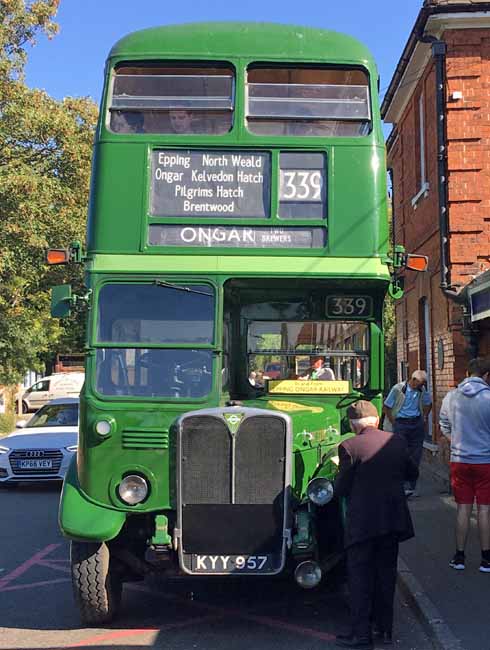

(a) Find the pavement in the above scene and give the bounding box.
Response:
[397,468,490,650]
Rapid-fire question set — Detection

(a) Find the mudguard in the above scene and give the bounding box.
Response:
[59,457,126,542]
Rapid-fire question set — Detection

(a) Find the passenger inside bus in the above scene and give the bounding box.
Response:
[168,109,195,134]
[110,110,146,133]
[298,356,336,381]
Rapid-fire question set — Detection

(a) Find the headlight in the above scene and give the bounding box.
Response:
[118,474,148,505]
[0,445,9,455]
[65,445,78,452]
[307,477,334,506]
[294,560,322,589]
[95,419,113,436]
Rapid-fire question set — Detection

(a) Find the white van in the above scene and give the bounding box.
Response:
[21,373,85,413]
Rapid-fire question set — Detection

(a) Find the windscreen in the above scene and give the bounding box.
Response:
[27,403,79,428]
[95,283,215,399]
[247,66,370,137]
[97,283,214,344]
[247,320,369,388]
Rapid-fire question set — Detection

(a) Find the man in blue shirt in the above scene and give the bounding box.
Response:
[383,370,432,497]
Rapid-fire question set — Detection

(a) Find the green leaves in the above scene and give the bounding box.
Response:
[0,1,97,383]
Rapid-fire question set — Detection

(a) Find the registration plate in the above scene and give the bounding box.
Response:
[191,554,274,573]
[19,459,53,469]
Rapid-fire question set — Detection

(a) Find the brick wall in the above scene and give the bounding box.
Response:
[387,26,490,469]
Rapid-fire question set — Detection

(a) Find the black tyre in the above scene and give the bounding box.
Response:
[71,541,122,625]
[21,401,29,414]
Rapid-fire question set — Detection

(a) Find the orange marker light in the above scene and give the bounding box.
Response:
[46,249,69,265]
[405,254,428,272]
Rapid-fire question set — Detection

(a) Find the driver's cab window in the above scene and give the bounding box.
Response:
[95,282,215,399]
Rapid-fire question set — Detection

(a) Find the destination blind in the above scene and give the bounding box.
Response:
[151,150,270,218]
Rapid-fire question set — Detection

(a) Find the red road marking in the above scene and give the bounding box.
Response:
[0,543,61,591]
[1,547,335,643]
[38,560,71,573]
[244,612,335,641]
[68,615,222,647]
[129,583,336,641]
[0,578,70,592]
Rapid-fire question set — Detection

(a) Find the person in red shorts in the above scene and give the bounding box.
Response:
[440,358,490,572]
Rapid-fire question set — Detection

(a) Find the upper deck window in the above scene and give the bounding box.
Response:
[109,63,234,135]
[246,66,371,137]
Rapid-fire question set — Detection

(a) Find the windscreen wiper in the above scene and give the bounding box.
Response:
[154,280,213,297]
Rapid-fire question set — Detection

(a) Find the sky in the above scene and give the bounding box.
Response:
[25,0,425,125]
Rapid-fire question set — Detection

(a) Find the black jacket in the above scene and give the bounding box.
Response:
[335,426,418,547]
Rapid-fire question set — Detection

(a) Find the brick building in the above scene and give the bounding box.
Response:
[381,0,490,470]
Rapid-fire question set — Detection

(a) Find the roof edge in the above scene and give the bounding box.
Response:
[381,2,490,120]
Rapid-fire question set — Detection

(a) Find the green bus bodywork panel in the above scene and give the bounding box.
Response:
[109,23,376,67]
[59,457,126,541]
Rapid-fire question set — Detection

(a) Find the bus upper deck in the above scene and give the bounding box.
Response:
[87,22,388,265]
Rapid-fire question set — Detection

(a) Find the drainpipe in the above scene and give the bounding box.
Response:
[418,34,479,358]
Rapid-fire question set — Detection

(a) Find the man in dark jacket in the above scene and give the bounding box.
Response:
[335,400,418,649]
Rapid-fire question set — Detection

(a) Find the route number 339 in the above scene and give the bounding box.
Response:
[279,169,323,202]
[327,296,372,317]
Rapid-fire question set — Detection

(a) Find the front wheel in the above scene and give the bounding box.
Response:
[71,541,122,625]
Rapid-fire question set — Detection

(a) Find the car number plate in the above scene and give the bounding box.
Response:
[191,554,274,573]
[19,459,53,469]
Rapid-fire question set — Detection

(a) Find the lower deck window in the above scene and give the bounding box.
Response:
[247,320,369,389]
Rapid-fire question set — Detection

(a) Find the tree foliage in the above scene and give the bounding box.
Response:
[0,0,98,384]
[384,201,397,390]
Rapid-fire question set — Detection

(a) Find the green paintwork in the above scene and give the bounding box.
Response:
[59,456,126,541]
[51,284,73,318]
[87,255,390,278]
[152,514,172,546]
[109,23,376,66]
[58,22,390,553]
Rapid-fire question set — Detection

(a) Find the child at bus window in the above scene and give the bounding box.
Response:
[111,111,146,134]
[169,109,195,134]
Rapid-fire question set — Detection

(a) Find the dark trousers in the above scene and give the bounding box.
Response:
[346,534,399,639]
[394,417,425,489]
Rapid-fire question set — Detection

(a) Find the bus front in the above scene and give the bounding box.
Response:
[53,23,390,624]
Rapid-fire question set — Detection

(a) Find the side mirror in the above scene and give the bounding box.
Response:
[51,284,73,318]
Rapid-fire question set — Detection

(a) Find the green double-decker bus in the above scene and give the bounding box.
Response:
[49,22,415,624]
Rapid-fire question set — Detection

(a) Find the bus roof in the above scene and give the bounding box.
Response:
[108,22,376,68]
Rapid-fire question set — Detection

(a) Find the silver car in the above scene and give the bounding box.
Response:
[0,398,78,485]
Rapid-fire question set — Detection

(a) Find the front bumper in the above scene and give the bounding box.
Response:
[0,447,74,483]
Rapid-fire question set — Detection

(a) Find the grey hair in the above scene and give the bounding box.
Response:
[411,370,427,382]
[350,416,379,431]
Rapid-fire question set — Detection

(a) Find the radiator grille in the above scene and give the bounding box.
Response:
[180,414,286,506]
[122,428,169,450]
[182,416,231,504]
[236,416,286,504]
[9,449,63,475]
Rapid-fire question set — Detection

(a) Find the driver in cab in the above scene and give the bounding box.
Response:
[299,355,335,381]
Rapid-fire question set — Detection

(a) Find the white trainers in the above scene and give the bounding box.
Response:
[449,554,465,570]
[479,559,490,573]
